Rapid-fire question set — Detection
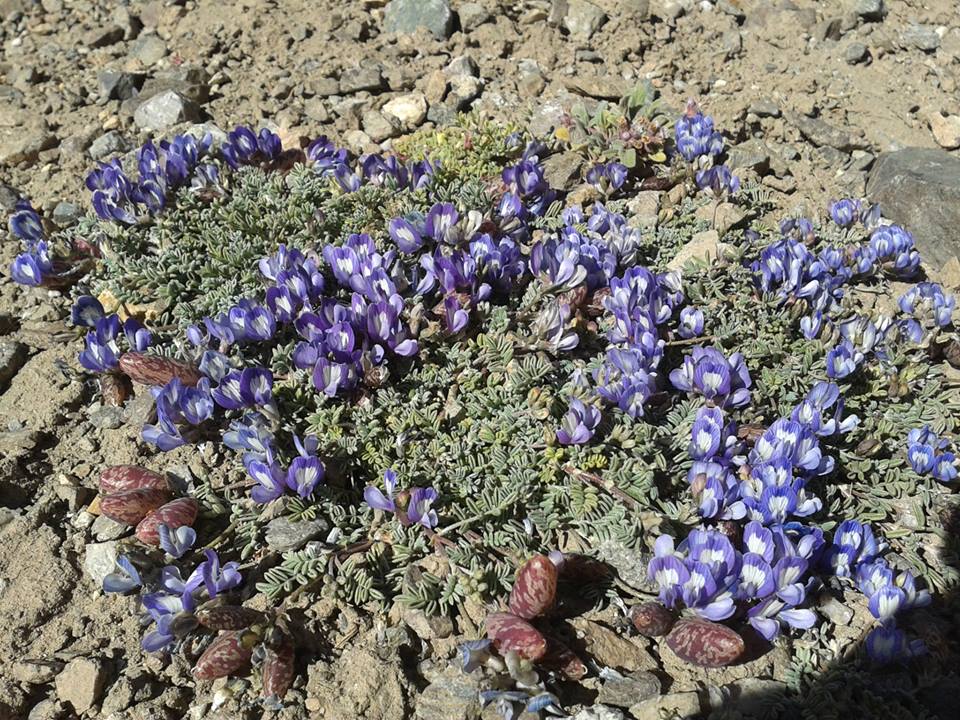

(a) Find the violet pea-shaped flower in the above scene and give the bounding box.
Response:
[247,458,287,503]
[364,468,398,513]
[287,456,324,498]
[407,486,439,529]
[556,397,601,446]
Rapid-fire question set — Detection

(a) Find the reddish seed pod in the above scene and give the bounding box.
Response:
[485,612,548,661]
[100,373,132,406]
[99,487,171,525]
[118,351,202,387]
[262,633,296,700]
[135,497,199,545]
[100,465,169,494]
[192,631,255,681]
[665,618,745,668]
[541,640,588,680]
[196,606,266,631]
[629,602,675,637]
[509,554,558,620]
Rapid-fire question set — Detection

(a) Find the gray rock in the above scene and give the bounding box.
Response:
[818,593,855,625]
[564,0,607,39]
[787,112,868,152]
[339,64,384,94]
[98,70,143,102]
[446,75,482,111]
[84,24,124,48]
[88,130,131,160]
[629,692,701,720]
[0,340,27,388]
[543,152,585,190]
[139,65,211,105]
[855,0,884,22]
[89,405,125,430]
[56,657,109,714]
[598,672,661,708]
[133,90,200,132]
[415,668,482,720]
[0,182,19,211]
[458,2,490,31]
[627,190,660,230]
[362,109,401,142]
[749,98,780,117]
[402,606,455,640]
[84,541,120,586]
[726,139,771,173]
[866,147,960,267]
[130,33,167,65]
[813,17,843,42]
[52,201,80,227]
[929,112,960,150]
[383,0,454,41]
[92,515,129,541]
[445,54,478,78]
[0,428,40,456]
[27,699,64,720]
[725,678,788,715]
[0,121,56,166]
[265,516,329,552]
[902,24,940,52]
[11,659,63,685]
[845,42,869,64]
[382,92,428,128]
[572,706,625,720]
[306,76,340,97]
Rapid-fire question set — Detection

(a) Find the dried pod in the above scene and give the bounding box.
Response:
[629,602,675,637]
[135,497,199,545]
[100,373,132,406]
[509,554,558,619]
[485,612,547,661]
[262,633,296,700]
[100,465,169,494]
[665,618,744,667]
[540,640,588,680]
[736,423,766,443]
[118,352,202,387]
[99,487,171,525]
[192,630,256,680]
[197,606,266,631]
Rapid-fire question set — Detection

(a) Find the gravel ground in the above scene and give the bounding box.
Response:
[2,1,960,719]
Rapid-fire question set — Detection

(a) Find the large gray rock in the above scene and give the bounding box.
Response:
[56,657,109,714]
[88,130,131,160]
[0,120,56,166]
[414,667,481,720]
[786,112,868,152]
[866,148,960,268]
[383,0,454,40]
[564,0,607,38]
[133,90,200,132]
[265,517,329,552]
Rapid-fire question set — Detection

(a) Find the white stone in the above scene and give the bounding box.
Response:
[382,93,428,128]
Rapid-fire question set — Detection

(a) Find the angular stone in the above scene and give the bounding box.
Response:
[726,138,770,173]
[92,514,129,541]
[447,75,482,111]
[627,191,660,230]
[414,667,481,720]
[458,2,490,31]
[564,0,607,38]
[569,618,657,671]
[133,90,200,132]
[902,24,940,52]
[0,121,56,166]
[630,691,701,720]
[0,340,27,387]
[382,93,428,128]
[597,672,661,708]
[572,707,625,720]
[668,229,723,272]
[97,70,143,102]
[866,148,960,267]
[56,657,109,714]
[855,0,884,22]
[543,152,585,191]
[383,0,454,40]
[339,65,384,94]
[52,201,80,227]
[929,112,960,150]
[83,541,120,587]
[362,110,401,142]
[130,33,168,65]
[88,130,131,160]
[563,74,629,100]
[84,24,124,48]
[844,42,869,65]
[786,112,868,152]
[265,516,329,552]
[138,65,211,105]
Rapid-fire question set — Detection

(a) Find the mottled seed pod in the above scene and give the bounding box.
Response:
[509,554,558,620]
[197,606,266,631]
[118,352,202,387]
[665,618,744,667]
[100,373,132,406]
[135,497,199,545]
[192,630,256,681]
[540,640,588,680]
[262,633,296,700]
[485,612,547,661]
[629,602,675,637]
[99,487,172,525]
[100,465,169,494]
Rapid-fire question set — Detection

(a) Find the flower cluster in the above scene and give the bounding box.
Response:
[246,435,325,503]
[556,397,601,446]
[8,200,55,286]
[670,346,752,409]
[906,426,957,483]
[103,550,242,652]
[221,126,282,169]
[72,296,152,373]
[586,161,627,193]
[674,99,724,163]
[364,469,439,529]
[898,281,955,333]
[86,132,216,223]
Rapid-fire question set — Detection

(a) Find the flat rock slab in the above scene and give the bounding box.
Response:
[866,147,960,269]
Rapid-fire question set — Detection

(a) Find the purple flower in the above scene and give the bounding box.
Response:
[287,456,324,498]
[141,414,186,452]
[10,242,54,286]
[364,469,398,513]
[932,453,957,482]
[460,639,493,673]
[865,625,926,665]
[424,203,459,243]
[907,442,935,474]
[408,487,439,529]
[670,346,751,408]
[239,367,274,406]
[444,296,469,333]
[678,307,704,339]
[212,370,245,410]
[195,549,242,599]
[102,555,142,594]
[158,524,197,559]
[79,319,121,373]
[695,164,740,197]
[178,379,215,425]
[388,217,424,254]
[825,520,881,577]
[556,397,601,446]
[247,458,287,503]
[8,200,44,245]
[825,340,860,379]
[828,199,860,228]
[71,296,105,327]
[675,101,724,162]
